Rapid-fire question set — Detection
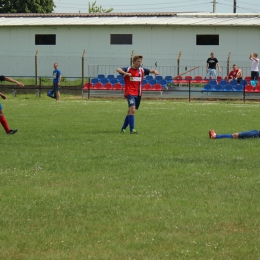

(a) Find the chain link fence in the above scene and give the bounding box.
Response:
[0,51,254,86]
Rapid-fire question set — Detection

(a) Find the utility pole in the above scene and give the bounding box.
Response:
[213,0,216,13]
[233,0,237,13]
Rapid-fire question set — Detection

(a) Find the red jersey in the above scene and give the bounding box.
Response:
[228,69,239,79]
[121,67,149,97]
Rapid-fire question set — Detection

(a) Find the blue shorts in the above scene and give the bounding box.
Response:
[127,95,141,110]
[53,83,60,92]
[0,103,2,110]
[238,130,260,139]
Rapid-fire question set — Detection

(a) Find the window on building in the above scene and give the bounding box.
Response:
[196,35,219,45]
[35,34,56,45]
[110,34,132,45]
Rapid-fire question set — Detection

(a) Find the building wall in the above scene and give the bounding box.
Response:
[0,25,259,77]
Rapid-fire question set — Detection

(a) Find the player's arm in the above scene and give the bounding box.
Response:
[0,92,6,100]
[116,68,131,77]
[58,73,61,85]
[4,76,24,87]
[217,62,221,72]
[149,69,159,75]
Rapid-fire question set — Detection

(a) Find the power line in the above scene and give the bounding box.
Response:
[53,0,260,13]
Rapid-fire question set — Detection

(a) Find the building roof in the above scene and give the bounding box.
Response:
[0,13,260,27]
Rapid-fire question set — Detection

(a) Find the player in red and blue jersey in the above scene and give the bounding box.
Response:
[0,75,24,134]
[116,55,159,134]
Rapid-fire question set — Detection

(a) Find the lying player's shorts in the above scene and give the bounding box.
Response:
[0,103,2,110]
[238,130,260,138]
[127,95,141,110]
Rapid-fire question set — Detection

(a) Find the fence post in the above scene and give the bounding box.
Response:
[130,50,134,66]
[82,49,86,87]
[35,50,39,86]
[177,51,182,76]
[227,52,231,77]
[188,79,191,102]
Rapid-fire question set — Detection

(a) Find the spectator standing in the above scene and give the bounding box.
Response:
[206,52,221,80]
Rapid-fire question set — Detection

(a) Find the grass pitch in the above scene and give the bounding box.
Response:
[1,95,260,259]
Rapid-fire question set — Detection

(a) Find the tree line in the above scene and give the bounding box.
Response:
[0,1,113,13]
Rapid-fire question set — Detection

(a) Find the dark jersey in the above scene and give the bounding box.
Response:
[207,58,218,69]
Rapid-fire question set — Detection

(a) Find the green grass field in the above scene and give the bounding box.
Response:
[1,95,260,259]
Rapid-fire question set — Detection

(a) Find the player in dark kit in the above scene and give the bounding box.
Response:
[0,75,24,134]
[116,55,159,134]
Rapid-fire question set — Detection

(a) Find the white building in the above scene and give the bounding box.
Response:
[0,13,259,78]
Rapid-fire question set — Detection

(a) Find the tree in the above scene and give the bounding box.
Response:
[88,1,113,13]
[0,0,55,13]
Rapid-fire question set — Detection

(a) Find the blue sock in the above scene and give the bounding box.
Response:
[216,134,233,139]
[122,115,129,130]
[128,115,134,131]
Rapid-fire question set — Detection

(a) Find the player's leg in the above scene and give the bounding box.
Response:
[53,84,59,101]
[121,107,130,133]
[237,130,259,139]
[209,130,259,139]
[0,105,17,134]
[55,90,60,101]
[128,96,141,134]
[126,95,137,133]
[209,129,233,139]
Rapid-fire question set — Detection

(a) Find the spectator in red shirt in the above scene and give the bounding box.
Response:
[227,64,242,83]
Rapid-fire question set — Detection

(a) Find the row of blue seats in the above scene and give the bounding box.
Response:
[208,79,248,86]
[203,84,244,92]
[92,74,173,85]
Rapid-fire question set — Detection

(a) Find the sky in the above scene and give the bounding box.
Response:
[53,0,260,14]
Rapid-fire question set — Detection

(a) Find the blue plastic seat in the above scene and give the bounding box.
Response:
[209,79,217,85]
[203,84,212,91]
[165,75,173,83]
[149,79,156,86]
[142,79,148,86]
[110,79,118,86]
[213,84,223,91]
[119,79,125,86]
[91,78,99,85]
[229,80,237,86]
[100,78,109,85]
[233,84,243,91]
[107,74,115,81]
[155,75,163,83]
[223,84,233,91]
[145,75,153,82]
[159,79,167,88]
[219,79,227,86]
[117,74,124,81]
[97,74,105,81]
[239,80,247,86]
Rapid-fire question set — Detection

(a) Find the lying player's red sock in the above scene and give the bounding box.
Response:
[0,115,10,133]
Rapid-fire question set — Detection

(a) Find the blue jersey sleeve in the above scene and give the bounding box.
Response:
[0,75,5,81]
[120,67,128,73]
[143,68,150,76]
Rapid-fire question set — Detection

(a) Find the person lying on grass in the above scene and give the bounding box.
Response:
[209,129,260,139]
